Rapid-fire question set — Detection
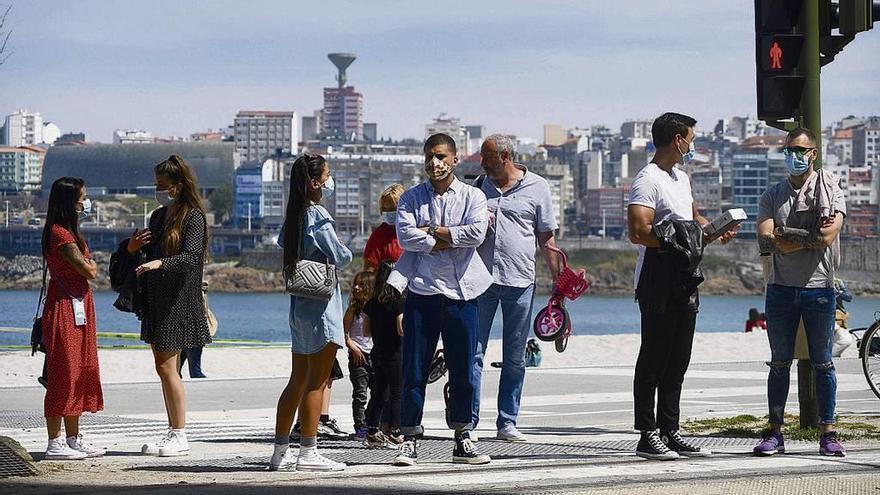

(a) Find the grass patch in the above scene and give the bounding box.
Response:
[682,414,880,441]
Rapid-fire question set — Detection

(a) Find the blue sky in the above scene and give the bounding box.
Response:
[3,0,879,142]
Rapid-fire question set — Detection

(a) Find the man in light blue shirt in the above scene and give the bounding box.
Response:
[391,133,492,467]
[472,134,560,443]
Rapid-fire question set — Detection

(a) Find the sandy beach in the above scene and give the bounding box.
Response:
[0,331,859,388]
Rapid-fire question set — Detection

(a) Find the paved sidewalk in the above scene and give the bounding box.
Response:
[2,359,879,493]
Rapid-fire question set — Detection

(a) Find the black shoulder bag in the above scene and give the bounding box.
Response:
[30,261,48,356]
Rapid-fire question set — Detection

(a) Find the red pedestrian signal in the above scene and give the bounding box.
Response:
[770,41,783,69]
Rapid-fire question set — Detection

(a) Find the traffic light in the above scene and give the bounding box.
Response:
[838,0,876,34]
[755,0,806,120]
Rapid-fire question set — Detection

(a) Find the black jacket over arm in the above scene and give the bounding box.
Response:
[635,219,705,314]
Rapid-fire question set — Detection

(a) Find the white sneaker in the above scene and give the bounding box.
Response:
[45,436,88,460]
[268,444,296,471]
[496,425,527,442]
[142,429,189,456]
[158,430,189,457]
[296,447,345,472]
[66,434,106,458]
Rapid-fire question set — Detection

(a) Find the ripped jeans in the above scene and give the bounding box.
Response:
[765,284,837,425]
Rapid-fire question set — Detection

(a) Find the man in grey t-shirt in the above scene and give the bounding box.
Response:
[753,127,847,458]
[472,134,560,442]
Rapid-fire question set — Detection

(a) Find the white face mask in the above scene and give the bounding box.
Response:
[78,198,92,219]
[382,211,396,225]
[155,187,176,206]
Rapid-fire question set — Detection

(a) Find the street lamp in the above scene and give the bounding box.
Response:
[143,202,148,228]
[4,200,9,228]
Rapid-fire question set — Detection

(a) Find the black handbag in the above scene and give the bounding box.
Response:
[30,261,48,356]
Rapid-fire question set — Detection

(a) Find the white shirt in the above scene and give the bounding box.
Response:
[628,163,694,288]
[390,177,492,301]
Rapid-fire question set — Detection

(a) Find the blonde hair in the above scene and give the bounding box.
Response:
[379,183,404,213]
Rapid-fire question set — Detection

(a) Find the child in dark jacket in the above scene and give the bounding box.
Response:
[362,260,405,448]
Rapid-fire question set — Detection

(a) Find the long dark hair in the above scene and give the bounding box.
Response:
[154,154,208,256]
[373,259,402,304]
[348,271,375,317]
[42,177,86,256]
[282,153,327,269]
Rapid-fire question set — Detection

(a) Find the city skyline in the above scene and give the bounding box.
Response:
[3,0,880,143]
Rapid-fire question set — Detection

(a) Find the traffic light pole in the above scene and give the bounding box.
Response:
[802,0,823,169]
[798,0,822,431]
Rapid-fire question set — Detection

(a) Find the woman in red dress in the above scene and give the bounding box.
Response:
[40,177,105,460]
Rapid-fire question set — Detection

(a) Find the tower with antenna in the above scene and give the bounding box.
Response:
[322,52,364,141]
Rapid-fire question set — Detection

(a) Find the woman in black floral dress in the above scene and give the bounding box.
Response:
[125,154,210,457]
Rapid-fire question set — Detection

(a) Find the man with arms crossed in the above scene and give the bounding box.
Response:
[391,133,492,466]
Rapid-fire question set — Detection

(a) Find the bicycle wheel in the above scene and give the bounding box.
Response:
[860,321,880,400]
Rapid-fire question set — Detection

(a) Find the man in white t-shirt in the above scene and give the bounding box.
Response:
[627,112,735,461]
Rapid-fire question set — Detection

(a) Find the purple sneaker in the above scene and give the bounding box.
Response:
[819,431,846,457]
[753,430,785,456]
[354,426,368,442]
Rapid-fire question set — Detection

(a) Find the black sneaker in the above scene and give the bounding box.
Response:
[635,431,679,460]
[660,430,712,457]
[452,432,491,465]
[393,438,418,466]
[318,418,348,440]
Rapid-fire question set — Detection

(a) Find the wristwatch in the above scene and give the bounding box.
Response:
[428,225,439,238]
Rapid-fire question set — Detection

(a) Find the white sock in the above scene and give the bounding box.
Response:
[299,444,317,456]
[273,443,288,455]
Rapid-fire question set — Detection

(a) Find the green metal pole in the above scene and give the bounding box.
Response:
[797,0,821,431]
[802,0,823,169]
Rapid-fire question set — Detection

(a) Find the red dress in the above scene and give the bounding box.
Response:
[363,223,403,269]
[42,225,103,417]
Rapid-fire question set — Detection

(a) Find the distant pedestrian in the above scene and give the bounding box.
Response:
[126,154,212,457]
[40,177,105,460]
[745,308,767,333]
[270,153,353,472]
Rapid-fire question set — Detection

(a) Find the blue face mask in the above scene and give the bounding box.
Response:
[678,136,696,164]
[321,175,335,198]
[784,151,811,176]
[382,211,396,225]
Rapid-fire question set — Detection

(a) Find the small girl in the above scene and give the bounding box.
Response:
[345,271,375,441]
[362,260,405,448]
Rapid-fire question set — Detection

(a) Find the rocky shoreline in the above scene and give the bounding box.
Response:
[3,251,878,296]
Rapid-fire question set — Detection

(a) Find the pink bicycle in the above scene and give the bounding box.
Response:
[533,244,589,352]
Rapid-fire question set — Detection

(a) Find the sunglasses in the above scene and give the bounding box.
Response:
[782,146,815,156]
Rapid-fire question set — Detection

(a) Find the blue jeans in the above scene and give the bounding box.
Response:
[472,283,535,430]
[400,292,479,436]
[765,284,837,425]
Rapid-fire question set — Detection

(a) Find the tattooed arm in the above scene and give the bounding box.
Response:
[757,217,803,256]
[59,243,98,280]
